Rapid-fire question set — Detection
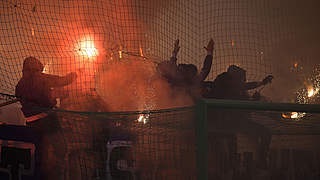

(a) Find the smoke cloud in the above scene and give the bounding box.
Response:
[95,57,194,112]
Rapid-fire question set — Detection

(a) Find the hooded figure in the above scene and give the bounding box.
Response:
[16,56,77,119]
[14,56,77,180]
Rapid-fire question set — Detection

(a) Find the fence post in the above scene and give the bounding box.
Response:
[196,99,208,180]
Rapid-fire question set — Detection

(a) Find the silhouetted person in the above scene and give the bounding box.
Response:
[206,65,273,169]
[15,56,77,179]
[205,65,273,100]
[157,39,214,100]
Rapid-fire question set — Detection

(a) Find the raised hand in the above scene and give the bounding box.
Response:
[172,39,180,57]
[204,39,214,55]
[262,75,273,85]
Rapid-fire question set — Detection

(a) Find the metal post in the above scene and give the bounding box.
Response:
[196,99,208,180]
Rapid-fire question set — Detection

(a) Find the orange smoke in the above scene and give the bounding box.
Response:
[95,57,194,112]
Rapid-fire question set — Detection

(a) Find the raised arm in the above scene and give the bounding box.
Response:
[169,39,180,65]
[42,72,77,88]
[245,75,273,90]
[199,39,214,81]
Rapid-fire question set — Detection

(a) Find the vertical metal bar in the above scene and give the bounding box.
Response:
[196,99,208,180]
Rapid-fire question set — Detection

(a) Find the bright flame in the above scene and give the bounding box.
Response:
[42,64,49,73]
[282,112,306,119]
[291,112,298,118]
[294,62,298,68]
[31,28,35,36]
[139,45,144,57]
[76,37,98,59]
[307,87,319,97]
[281,113,290,119]
[119,45,123,59]
[137,114,148,124]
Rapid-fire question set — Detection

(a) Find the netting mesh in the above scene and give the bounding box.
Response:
[58,107,196,179]
[1,0,280,96]
[1,0,320,103]
[205,106,320,179]
[1,0,320,179]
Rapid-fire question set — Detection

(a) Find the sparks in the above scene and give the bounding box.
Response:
[307,87,319,98]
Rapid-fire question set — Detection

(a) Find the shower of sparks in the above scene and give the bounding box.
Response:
[283,65,320,120]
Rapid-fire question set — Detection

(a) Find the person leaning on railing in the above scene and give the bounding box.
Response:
[204,64,274,169]
[15,56,77,180]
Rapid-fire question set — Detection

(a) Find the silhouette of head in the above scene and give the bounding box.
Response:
[227,65,246,82]
[23,56,44,74]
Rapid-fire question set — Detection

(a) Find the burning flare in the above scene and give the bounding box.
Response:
[282,112,306,120]
[76,36,98,59]
[137,114,149,124]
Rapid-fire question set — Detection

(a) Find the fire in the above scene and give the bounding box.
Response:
[119,45,123,59]
[76,36,98,59]
[139,45,144,57]
[307,87,319,97]
[294,62,298,68]
[282,112,306,119]
[31,28,35,36]
[42,63,49,73]
[137,114,149,124]
[291,112,298,118]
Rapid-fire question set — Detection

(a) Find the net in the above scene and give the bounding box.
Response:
[1,0,320,179]
[58,107,196,180]
[199,99,320,180]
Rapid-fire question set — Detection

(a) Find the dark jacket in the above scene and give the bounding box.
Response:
[15,72,74,117]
